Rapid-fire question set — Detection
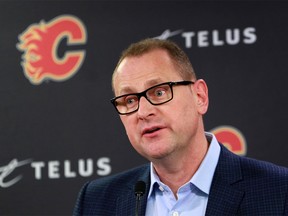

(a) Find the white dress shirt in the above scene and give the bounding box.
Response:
[145,132,221,216]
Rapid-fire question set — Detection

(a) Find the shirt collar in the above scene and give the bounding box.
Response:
[191,132,220,194]
[148,132,220,198]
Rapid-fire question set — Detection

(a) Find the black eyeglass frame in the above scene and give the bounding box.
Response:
[110,80,194,115]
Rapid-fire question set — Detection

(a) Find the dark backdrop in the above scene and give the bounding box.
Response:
[0,1,287,215]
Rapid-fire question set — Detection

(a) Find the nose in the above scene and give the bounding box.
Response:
[137,96,155,119]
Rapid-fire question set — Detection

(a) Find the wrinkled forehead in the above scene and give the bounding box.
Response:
[112,50,181,94]
[113,70,182,97]
[116,78,166,96]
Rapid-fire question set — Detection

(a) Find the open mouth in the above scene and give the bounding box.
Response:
[143,127,162,135]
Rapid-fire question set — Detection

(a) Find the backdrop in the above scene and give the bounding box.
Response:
[0,1,287,215]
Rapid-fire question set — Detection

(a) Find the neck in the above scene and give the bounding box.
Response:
[151,133,209,197]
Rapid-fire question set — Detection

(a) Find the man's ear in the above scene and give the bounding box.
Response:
[193,79,209,114]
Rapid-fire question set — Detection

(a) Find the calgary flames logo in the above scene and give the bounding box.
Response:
[211,125,247,156]
[16,15,87,85]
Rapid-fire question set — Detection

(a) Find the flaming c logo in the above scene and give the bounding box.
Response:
[210,125,247,156]
[16,15,87,85]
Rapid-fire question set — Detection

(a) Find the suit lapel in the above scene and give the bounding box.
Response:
[205,145,245,216]
[116,190,135,215]
[114,146,245,215]
[115,165,150,216]
[115,191,149,216]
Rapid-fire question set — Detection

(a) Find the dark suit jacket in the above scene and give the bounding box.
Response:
[73,145,288,215]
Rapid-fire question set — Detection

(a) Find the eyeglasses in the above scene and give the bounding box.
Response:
[111,81,194,115]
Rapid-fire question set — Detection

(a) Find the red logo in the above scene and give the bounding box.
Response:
[210,125,247,156]
[16,15,87,85]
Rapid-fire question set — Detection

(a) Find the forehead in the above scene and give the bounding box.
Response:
[113,49,181,95]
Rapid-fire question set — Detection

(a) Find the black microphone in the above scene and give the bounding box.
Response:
[134,181,146,216]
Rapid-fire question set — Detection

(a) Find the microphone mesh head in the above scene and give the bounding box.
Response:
[134,181,146,196]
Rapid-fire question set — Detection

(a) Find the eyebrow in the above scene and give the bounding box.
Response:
[118,78,164,96]
[146,78,163,87]
[118,86,134,95]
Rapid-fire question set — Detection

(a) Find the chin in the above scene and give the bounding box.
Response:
[139,141,174,159]
[146,150,171,160]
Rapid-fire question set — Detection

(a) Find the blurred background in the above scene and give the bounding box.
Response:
[0,1,287,215]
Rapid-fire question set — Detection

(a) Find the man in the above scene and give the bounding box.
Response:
[74,39,288,215]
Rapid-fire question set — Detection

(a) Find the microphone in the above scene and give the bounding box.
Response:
[134,181,146,216]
